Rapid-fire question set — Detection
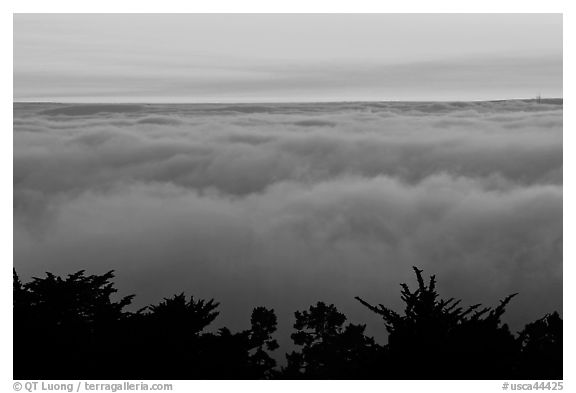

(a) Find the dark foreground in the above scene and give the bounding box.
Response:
[13,267,561,380]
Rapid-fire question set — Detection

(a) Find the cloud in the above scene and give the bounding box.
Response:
[14,101,562,345]
[40,104,145,116]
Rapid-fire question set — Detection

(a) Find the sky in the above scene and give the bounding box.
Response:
[13,14,562,102]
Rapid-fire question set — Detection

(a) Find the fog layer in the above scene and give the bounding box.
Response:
[14,101,562,344]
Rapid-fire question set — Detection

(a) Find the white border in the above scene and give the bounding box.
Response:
[3,0,571,13]
[3,3,571,393]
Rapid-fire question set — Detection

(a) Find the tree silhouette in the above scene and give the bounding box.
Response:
[355,267,520,379]
[146,293,219,334]
[196,306,279,379]
[13,269,134,379]
[247,307,280,377]
[283,302,383,379]
[13,267,562,380]
[517,311,562,379]
[119,293,221,379]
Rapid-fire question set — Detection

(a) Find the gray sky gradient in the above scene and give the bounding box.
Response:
[14,14,562,102]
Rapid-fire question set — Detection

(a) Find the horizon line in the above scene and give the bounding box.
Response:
[13,97,564,105]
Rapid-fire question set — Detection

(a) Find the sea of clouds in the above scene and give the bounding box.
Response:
[13,100,562,348]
